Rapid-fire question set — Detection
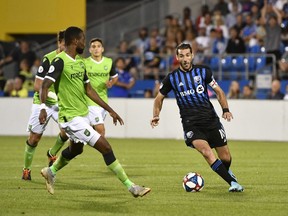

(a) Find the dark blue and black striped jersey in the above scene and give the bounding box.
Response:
[159,65,220,128]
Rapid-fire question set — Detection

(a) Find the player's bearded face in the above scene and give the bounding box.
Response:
[177,49,193,71]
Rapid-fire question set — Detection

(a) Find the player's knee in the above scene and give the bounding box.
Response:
[62,146,83,160]
[27,133,42,146]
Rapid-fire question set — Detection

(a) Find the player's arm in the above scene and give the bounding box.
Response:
[85,76,124,126]
[209,78,233,122]
[151,91,165,128]
[106,64,118,88]
[39,58,63,124]
[151,76,171,128]
[34,57,50,92]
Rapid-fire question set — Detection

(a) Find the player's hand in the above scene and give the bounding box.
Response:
[109,111,124,126]
[39,109,47,124]
[106,81,113,89]
[150,116,160,128]
[222,111,233,122]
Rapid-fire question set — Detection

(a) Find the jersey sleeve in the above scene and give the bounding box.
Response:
[35,56,50,79]
[44,57,64,82]
[159,75,172,96]
[205,67,218,89]
[109,63,118,78]
[84,70,90,84]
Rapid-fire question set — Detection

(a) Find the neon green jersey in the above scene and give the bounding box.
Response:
[84,56,117,106]
[45,52,88,123]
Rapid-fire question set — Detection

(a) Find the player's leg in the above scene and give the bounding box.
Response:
[93,124,105,137]
[47,129,69,166]
[88,106,106,137]
[46,108,68,166]
[22,132,42,180]
[91,136,151,197]
[215,145,237,181]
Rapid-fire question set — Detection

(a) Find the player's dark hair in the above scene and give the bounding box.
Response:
[89,38,103,46]
[57,30,65,42]
[176,42,192,55]
[64,26,83,46]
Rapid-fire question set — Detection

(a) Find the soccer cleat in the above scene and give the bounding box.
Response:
[229,181,244,192]
[228,169,238,182]
[41,167,56,195]
[22,168,31,180]
[128,184,151,198]
[47,150,57,167]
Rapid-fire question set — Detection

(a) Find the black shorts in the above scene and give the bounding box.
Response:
[182,120,227,149]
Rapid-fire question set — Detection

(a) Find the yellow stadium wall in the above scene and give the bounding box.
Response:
[0,0,86,41]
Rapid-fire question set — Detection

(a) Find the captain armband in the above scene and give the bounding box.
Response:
[208,79,218,89]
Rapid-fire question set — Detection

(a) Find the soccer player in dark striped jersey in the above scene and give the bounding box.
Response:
[151,43,243,192]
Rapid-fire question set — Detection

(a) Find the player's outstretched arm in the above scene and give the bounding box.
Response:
[151,92,165,128]
[85,82,124,125]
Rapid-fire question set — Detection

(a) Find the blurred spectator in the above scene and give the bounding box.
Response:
[228,0,242,14]
[241,13,258,47]
[226,26,246,54]
[250,3,261,22]
[194,27,210,64]
[3,79,13,97]
[175,29,185,45]
[212,29,227,54]
[213,0,229,16]
[233,14,246,35]
[18,59,34,91]
[213,12,229,38]
[0,40,36,76]
[111,57,135,98]
[195,4,210,31]
[160,15,173,37]
[143,37,161,80]
[241,0,255,15]
[266,78,284,99]
[199,12,214,36]
[144,88,153,98]
[261,2,282,66]
[227,80,241,99]
[150,27,164,49]
[129,27,150,55]
[278,52,288,78]
[164,30,177,55]
[10,75,28,98]
[240,85,256,99]
[225,1,240,29]
[118,40,138,79]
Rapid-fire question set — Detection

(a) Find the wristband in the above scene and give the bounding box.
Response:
[40,103,46,110]
[222,108,230,113]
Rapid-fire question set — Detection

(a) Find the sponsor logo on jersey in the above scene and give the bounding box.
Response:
[180,89,195,97]
[70,71,84,79]
[87,72,109,77]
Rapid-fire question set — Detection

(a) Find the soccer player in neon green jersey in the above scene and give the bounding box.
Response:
[22,31,69,180]
[85,38,118,137]
[39,26,150,197]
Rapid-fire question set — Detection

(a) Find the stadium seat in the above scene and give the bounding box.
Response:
[210,56,220,71]
[231,56,246,80]
[255,57,266,71]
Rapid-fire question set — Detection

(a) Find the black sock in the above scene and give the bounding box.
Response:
[103,151,116,166]
[221,159,231,171]
[211,159,234,185]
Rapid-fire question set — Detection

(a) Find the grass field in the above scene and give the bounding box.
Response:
[0,136,288,216]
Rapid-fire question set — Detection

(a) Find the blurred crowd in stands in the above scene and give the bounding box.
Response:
[1,0,288,100]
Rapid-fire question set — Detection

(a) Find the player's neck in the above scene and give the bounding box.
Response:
[91,55,103,62]
[65,47,77,59]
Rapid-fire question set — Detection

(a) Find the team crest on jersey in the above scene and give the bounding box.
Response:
[194,76,201,84]
[104,65,108,71]
[95,117,99,122]
[80,62,85,69]
[48,65,55,73]
[186,131,194,139]
[38,66,44,73]
[84,129,91,137]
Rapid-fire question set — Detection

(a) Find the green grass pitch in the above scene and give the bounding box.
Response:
[0,136,287,216]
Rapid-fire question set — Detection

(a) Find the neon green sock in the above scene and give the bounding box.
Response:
[49,134,66,156]
[24,142,36,170]
[108,160,134,188]
[50,155,70,175]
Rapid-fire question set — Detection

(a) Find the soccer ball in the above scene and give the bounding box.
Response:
[182,172,204,192]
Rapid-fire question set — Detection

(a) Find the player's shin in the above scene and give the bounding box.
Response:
[104,151,134,188]
[24,140,37,170]
[210,159,235,185]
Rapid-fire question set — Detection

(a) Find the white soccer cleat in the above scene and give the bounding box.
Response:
[229,181,244,192]
[41,167,56,195]
[129,184,151,198]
